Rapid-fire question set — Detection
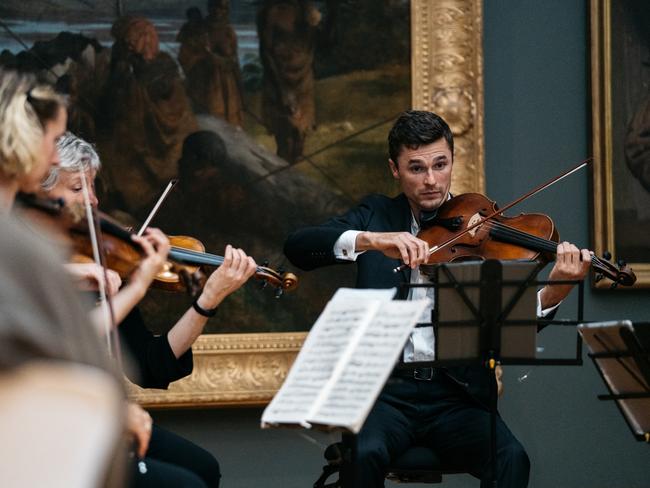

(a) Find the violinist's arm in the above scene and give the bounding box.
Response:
[539,241,591,309]
[167,245,256,358]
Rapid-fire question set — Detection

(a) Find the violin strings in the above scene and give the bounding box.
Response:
[486,221,602,266]
[169,246,225,265]
[459,219,612,269]
[471,220,558,253]
[427,216,556,257]
[169,246,266,273]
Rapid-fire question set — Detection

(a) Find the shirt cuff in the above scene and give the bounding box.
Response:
[536,289,560,317]
[333,230,366,261]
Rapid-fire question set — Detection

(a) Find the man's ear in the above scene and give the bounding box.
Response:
[388,159,399,179]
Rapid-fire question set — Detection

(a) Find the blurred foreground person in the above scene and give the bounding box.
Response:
[0,67,126,487]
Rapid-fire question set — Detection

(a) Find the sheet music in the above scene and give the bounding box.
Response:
[307,299,429,433]
[261,288,396,427]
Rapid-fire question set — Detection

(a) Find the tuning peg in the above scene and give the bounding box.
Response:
[594,273,604,283]
[617,258,627,268]
[275,288,283,299]
[603,251,612,260]
[262,260,269,267]
[610,282,619,290]
[277,267,285,275]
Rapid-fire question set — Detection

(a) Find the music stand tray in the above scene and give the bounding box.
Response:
[431,260,540,363]
[578,321,650,443]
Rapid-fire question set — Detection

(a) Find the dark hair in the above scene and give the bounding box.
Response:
[178,131,227,180]
[387,110,453,163]
[186,7,203,22]
[207,0,228,11]
[26,89,64,129]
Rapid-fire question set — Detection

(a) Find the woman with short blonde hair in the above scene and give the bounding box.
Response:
[0,68,67,210]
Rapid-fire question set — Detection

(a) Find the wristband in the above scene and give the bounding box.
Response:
[192,298,218,317]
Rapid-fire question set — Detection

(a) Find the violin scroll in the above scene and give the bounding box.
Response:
[254,266,298,298]
[591,254,636,288]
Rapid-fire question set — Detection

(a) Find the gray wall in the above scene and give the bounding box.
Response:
[154,1,649,486]
[483,1,649,487]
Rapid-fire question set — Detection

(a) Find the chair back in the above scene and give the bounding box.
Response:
[0,361,123,488]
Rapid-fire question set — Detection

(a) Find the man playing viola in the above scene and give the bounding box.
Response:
[284,110,591,488]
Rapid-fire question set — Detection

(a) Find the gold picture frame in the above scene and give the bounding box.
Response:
[131,0,486,408]
[591,0,650,288]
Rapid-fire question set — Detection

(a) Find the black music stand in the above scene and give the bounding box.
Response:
[398,259,584,487]
[578,321,650,443]
[334,260,584,488]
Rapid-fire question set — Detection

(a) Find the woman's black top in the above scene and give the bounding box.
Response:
[119,307,193,389]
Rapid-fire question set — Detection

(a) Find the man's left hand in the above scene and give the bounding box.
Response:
[539,242,591,309]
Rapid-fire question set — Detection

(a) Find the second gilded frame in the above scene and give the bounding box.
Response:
[591,0,650,288]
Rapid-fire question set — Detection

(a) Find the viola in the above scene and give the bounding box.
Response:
[416,193,636,287]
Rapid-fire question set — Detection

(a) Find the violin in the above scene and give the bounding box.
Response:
[416,193,636,287]
[69,213,298,296]
[154,235,299,297]
[17,193,298,296]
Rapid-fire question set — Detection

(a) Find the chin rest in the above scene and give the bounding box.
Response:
[315,442,464,487]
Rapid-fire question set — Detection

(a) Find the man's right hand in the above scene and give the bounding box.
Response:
[355,232,430,269]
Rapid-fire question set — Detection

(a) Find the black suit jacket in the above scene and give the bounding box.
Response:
[285,193,413,292]
[285,193,506,408]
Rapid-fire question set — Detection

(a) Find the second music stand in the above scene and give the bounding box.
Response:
[397,259,584,487]
[578,320,650,443]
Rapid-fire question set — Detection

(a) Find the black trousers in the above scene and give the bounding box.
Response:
[128,425,221,488]
[353,373,530,488]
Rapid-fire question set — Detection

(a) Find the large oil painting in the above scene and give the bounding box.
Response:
[591,0,650,288]
[0,0,485,406]
[1,0,412,331]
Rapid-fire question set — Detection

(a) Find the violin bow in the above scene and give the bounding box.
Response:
[393,157,593,273]
[137,179,178,236]
[78,168,123,368]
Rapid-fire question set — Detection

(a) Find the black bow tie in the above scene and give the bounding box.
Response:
[419,209,439,230]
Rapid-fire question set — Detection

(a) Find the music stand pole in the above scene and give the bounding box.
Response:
[480,260,503,488]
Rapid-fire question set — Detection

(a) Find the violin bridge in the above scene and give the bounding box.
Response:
[467,213,483,237]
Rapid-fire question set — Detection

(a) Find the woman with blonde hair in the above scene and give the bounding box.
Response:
[0,70,127,487]
[0,68,67,211]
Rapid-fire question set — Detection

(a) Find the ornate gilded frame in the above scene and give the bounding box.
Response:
[590,0,650,288]
[131,0,486,408]
[412,0,485,195]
